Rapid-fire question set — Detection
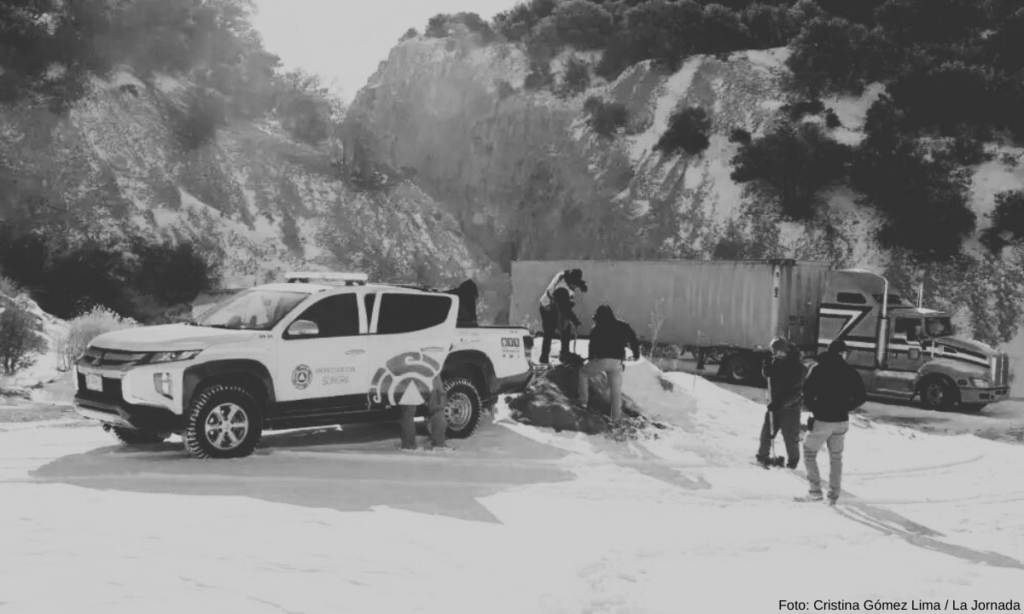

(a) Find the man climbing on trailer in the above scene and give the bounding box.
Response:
[537,268,588,364]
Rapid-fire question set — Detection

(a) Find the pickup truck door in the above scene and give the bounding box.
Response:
[365,290,457,409]
[275,292,369,417]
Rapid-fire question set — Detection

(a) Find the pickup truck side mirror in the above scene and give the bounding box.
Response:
[287,319,319,338]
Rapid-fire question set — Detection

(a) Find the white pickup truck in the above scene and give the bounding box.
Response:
[73,272,534,458]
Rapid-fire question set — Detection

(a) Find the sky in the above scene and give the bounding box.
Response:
[252,0,520,101]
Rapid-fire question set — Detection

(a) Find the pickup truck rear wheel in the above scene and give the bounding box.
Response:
[443,377,482,439]
[184,384,263,459]
[109,427,168,445]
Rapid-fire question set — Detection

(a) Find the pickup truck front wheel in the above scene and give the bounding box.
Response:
[443,377,482,439]
[184,384,263,459]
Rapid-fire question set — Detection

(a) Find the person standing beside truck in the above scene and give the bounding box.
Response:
[757,336,804,469]
[538,268,588,364]
[799,339,866,505]
[578,304,641,423]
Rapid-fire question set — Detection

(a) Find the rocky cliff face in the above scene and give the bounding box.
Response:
[345,33,1024,392]
[0,69,504,319]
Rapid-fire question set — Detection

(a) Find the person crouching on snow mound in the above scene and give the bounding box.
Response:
[799,339,866,505]
[756,336,804,469]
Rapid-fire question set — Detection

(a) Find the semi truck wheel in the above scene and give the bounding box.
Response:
[724,355,754,384]
[918,376,958,411]
[184,384,263,459]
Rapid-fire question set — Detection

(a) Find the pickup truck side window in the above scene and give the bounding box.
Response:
[377,293,452,334]
[287,294,361,339]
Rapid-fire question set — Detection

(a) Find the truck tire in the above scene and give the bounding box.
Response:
[724,355,754,385]
[442,377,482,439]
[109,427,168,445]
[184,384,263,459]
[918,376,958,411]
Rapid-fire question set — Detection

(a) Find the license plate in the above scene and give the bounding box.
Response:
[85,374,103,392]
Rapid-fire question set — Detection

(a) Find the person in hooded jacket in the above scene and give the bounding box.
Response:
[756,336,804,469]
[537,268,588,364]
[578,304,640,422]
[799,339,866,505]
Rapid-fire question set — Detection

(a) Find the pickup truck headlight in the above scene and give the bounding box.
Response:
[149,349,202,364]
[970,378,990,388]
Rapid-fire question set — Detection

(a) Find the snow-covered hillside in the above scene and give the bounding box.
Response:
[346,33,1024,393]
[0,293,67,401]
[2,355,1022,613]
[0,69,501,317]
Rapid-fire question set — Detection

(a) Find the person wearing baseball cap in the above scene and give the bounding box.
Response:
[798,338,866,505]
[756,336,805,469]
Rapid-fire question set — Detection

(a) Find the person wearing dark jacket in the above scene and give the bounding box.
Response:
[578,304,640,422]
[800,339,866,505]
[756,336,804,469]
[538,268,588,363]
[444,279,479,327]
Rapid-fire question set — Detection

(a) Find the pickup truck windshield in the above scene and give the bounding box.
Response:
[196,290,309,330]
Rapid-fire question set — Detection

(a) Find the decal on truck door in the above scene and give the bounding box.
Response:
[291,364,313,390]
[817,303,874,346]
[369,351,442,407]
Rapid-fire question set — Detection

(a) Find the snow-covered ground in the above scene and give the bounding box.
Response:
[2,349,1023,613]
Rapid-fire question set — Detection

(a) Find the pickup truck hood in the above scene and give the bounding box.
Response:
[931,336,996,358]
[90,324,257,352]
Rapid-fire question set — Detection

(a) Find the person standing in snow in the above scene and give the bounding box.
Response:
[399,373,449,451]
[537,268,588,364]
[578,304,640,423]
[756,336,804,469]
[799,339,866,505]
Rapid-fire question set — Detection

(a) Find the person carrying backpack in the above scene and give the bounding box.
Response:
[756,336,804,469]
[798,339,866,505]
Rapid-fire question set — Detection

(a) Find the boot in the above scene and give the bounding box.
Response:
[794,491,824,503]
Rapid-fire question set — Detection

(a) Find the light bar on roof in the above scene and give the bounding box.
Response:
[284,272,369,284]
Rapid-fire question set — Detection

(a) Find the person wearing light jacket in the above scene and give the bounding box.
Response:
[537,268,587,364]
[799,339,866,505]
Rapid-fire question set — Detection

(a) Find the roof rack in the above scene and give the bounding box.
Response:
[284,272,369,286]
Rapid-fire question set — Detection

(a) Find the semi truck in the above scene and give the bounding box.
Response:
[510,259,1010,411]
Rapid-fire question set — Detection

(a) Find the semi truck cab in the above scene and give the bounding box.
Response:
[817,270,1010,410]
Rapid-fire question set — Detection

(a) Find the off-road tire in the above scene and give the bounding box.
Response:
[918,376,958,411]
[184,384,263,459]
[109,427,168,445]
[442,377,482,439]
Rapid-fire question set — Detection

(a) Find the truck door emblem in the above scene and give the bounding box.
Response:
[292,364,313,390]
[369,352,442,407]
[819,304,874,342]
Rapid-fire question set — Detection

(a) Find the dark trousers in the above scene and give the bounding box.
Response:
[757,408,801,465]
[539,306,572,364]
